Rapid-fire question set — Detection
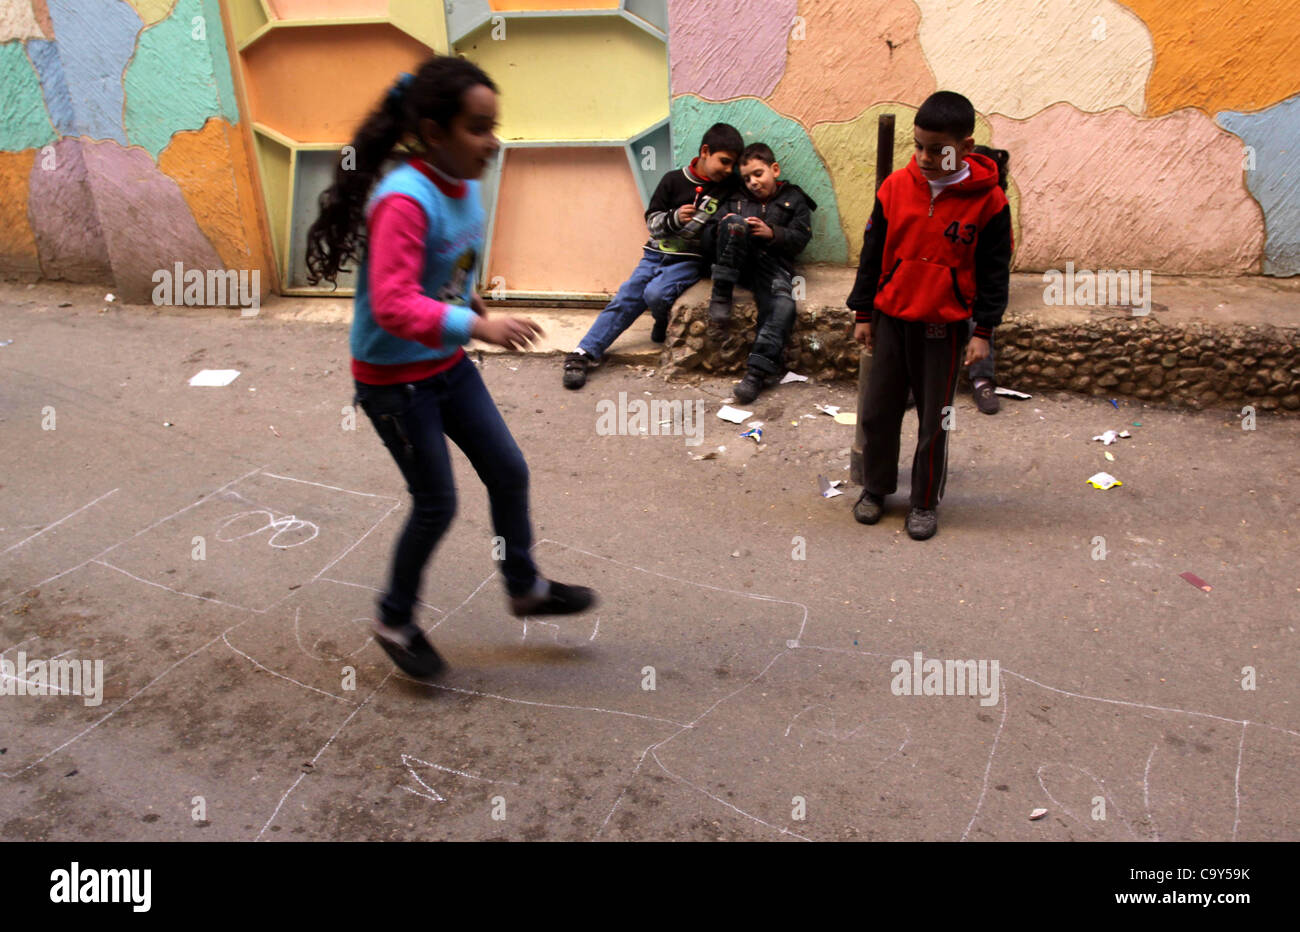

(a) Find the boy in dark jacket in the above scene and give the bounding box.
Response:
[708,142,816,403]
[846,91,1013,540]
[563,123,742,390]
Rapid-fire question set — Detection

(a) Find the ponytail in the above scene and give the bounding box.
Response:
[305,56,497,287]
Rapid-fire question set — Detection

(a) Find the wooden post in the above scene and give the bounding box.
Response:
[851,113,895,485]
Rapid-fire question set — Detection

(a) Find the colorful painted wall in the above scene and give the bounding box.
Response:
[668,0,1300,277]
[4,0,1296,302]
[0,0,273,302]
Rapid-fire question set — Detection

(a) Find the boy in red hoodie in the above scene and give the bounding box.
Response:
[846,91,1013,540]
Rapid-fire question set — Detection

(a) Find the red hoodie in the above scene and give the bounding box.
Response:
[847,153,1013,339]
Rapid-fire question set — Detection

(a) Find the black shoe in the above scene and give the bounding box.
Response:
[972,380,1000,415]
[732,371,763,404]
[708,295,733,326]
[562,351,590,390]
[853,490,885,525]
[650,314,668,344]
[905,507,938,540]
[372,620,445,678]
[510,580,597,617]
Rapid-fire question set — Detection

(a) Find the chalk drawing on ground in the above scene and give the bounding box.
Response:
[92,471,399,613]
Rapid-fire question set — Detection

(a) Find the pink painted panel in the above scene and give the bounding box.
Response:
[668,0,796,100]
[488,147,649,294]
[266,0,390,19]
[988,104,1265,274]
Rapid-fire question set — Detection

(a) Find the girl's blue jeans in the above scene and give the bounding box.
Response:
[353,353,537,627]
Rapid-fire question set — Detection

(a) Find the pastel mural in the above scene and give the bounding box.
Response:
[667,0,1299,278]
[0,0,272,301]
[3,0,1297,300]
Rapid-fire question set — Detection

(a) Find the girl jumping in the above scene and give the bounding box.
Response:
[306,56,596,678]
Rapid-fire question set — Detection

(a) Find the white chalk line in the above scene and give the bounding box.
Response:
[221,632,357,705]
[1233,721,1247,841]
[92,560,259,613]
[318,576,444,615]
[311,499,403,583]
[0,465,267,611]
[797,642,1300,738]
[1144,743,1161,842]
[961,677,1009,842]
[0,616,257,779]
[256,669,394,841]
[1,488,119,555]
[427,570,498,631]
[259,472,402,502]
[525,539,829,841]
[1035,762,1139,840]
[783,705,912,765]
[402,754,520,788]
[408,676,688,729]
[94,465,267,561]
[597,748,651,837]
[802,643,1294,839]
[291,606,374,662]
[533,538,810,643]
[649,749,811,842]
[598,649,796,840]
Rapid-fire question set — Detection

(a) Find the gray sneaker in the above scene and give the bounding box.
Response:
[853,491,885,525]
[905,507,938,540]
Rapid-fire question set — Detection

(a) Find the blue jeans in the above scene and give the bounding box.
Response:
[353,354,537,627]
[967,318,996,383]
[578,248,701,360]
[711,215,797,376]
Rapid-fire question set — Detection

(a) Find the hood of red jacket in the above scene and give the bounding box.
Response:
[906,151,1000,195]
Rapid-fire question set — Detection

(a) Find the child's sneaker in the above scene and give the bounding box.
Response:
[562,351,591,390]
[371,619,445,678]
[905,507,938,540]
[650,313,668,344]
[853,490,885,525]
[732,370,764,404]
[509,579,597,617]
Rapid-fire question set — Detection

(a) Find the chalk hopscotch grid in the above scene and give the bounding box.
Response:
[0,467,406,780]
[3,476,1298,841]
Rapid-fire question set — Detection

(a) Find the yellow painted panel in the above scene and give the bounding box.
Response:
[489,147,646,293]
[266,0,389,18]
[457,17,667,141]
[813,105,998,265]
[254,130,292,273]
[489,1,619,9]
[242,24,432,142]
[389,0,447,51]
[225,0,269,45]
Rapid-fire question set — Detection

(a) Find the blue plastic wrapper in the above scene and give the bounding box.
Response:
[740,427,762,443]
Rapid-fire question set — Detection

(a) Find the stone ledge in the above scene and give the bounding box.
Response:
[660,266,1300,413]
